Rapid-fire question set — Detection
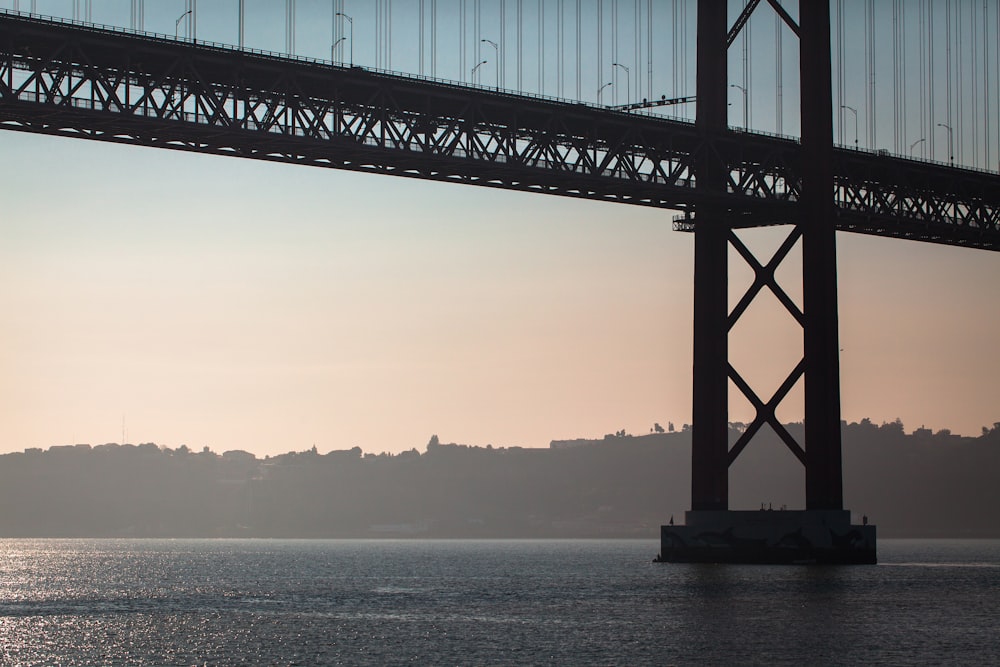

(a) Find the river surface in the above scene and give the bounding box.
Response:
[1,538,998,665]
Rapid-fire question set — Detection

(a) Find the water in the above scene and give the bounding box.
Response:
[1,539,998,665]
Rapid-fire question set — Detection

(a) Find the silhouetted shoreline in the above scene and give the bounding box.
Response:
[2,420,998,539]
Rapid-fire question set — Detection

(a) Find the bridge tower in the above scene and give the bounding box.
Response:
[660,0,876,563]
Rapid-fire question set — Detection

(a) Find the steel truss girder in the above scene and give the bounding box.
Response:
[1,12,999,251]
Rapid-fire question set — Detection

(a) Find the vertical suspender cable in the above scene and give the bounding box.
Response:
[946,0,952,159]
[895,1,901,152]
[681,0,687,102]
[742,12,749,128]
[420,0,424,75]
[558,0,564,97]
[634,0,640,104]
[671,0,677,99]
[928,1,935,160]
[746,11,752,129]
[984,0,990,170]
[538,0,543,94]
[893,0,909,155]
[647,0,652,105]
[837,0,843,142]
[973,2,978,167]
[501,0,506,89]
[776,9,782,134]
[598,0,603,99]
[517,0,522,91]
[577,0,582,100]
[610,0,616,105]
[958,1,963,165]
[867,0,876,149]
[460,0,465,81]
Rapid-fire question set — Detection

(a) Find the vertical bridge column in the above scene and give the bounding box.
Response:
[690,0,729,512]
[659,0,874,563]
[800,0,843,511]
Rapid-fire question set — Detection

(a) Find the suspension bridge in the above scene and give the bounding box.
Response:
[2,0,998,563]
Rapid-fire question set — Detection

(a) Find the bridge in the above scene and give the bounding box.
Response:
[2,1,999,563]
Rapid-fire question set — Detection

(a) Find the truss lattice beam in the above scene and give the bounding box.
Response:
[1,12,999,250]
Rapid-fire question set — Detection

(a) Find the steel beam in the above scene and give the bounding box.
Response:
[799,0,842,510]
[690,0,729,511]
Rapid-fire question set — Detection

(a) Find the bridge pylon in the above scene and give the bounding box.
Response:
[658,0,876,564]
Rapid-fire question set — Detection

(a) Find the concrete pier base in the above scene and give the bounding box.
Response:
[656,509,876,564]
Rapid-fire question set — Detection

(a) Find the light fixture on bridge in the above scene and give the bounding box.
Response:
[335,12,353,67]
[174,9,192,40]
[481,39,499,90]
[597,81,612,106]
[612,63,630,109]
[730,83,748,130]
[471,60,488,85]
[332,37,348,64]
[840,104,858,149]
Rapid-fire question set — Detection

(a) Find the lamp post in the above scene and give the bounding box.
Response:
[909,137,925,158]
[840,104,858,148]
[332,37,347,63]
[937,123,954,165]
[612,62,630,109]
[335,12,353,67]
[730,83,747,129]
[471,60,488,85]
[597,81,612,105]
[481,39,499,89]
[175,9,191,39]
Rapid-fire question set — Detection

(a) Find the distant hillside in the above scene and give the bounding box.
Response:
[1,421,997,538]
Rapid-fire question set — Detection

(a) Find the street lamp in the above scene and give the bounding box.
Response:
[730,83,747,129]
[471,60,488,84]
[937,123,954,165]
[597,81,612,105]
[175,9,191,39]
[481,39,499,89]
[332,36,347,63]
[909,137,925,158]
[612,63,630,108]
[840,104,858,148]
[335,12,353,67]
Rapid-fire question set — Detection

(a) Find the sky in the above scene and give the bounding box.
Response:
[1,1,999,457]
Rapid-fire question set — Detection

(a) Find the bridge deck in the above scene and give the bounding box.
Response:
[2,11,998,250]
